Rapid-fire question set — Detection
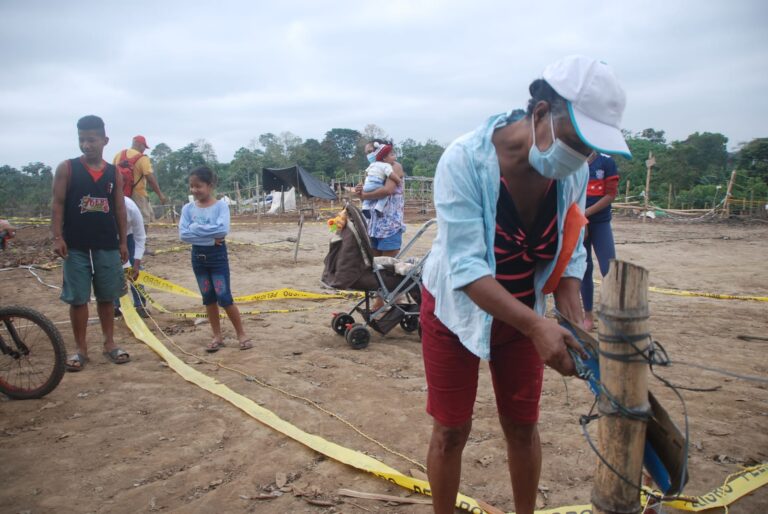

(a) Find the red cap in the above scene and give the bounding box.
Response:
[132,135,150,148]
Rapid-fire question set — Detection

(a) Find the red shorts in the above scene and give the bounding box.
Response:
[420,287,544,427]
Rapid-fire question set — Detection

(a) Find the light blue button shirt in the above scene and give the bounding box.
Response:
[421,111,588,361]
[179,199,230,246]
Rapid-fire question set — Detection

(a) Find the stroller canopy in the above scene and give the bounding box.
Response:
[262,165,337,200]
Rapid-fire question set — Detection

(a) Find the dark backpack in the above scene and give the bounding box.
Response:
[116,149,145,196]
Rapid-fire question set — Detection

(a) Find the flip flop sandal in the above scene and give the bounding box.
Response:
[206,340,225,353]
[103,347,131,364]
[239,339,254,351]
[66,353,89,372]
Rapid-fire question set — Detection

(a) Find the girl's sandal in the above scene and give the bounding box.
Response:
[206,340,225,353]
[239,338,254,351]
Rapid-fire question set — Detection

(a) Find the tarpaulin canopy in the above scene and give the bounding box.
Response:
[262,165,337,200]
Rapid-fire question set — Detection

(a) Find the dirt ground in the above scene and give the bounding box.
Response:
[1,213,766,514]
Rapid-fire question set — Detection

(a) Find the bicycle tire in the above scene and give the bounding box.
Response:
[0,306,66,399]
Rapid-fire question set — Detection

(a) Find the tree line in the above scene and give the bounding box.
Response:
[1,122,766,216]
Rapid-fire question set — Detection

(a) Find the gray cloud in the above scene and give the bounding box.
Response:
[1,0,766,169]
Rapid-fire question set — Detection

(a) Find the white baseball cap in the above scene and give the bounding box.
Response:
[543,55,631,158]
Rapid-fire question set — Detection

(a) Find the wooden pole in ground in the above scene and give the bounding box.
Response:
[234,181,241,215]
[750,190,754,216]
[722,170,736,218]
[625,179,631,202]
[643,152,655,223]
[667,183,673,209]
[293,211,304,263]
[592,260,651,514]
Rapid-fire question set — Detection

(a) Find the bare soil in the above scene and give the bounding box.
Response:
[1,214,766,513]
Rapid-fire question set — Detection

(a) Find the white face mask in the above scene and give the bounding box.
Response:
[528,113,588,180]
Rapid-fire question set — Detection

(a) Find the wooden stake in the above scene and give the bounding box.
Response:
[294,211,304,263]
[667,183,673,209]
[643,152,655,223]
[592,260,651,514]
[625,179,631,203]
[234,181,241,215]
[722,170,736,218]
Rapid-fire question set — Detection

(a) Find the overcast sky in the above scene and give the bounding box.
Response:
[1,0,766,169]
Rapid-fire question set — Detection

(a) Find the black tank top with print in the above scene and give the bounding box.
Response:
[63,158,119,250]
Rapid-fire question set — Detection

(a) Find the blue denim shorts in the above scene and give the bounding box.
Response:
[370,230,403,252]
[191,244,233,307]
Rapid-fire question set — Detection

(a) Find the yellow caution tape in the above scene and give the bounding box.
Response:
[153,245,189,255]
[133,281,312,318]
[5,216,51,222]
[642,463,768,511]
[118,297,488,513]
[119,297,768,513]
[234,288,357,303]
[594,280,768,302]
[151,240,309,255]
[148,221,321,228]
[166,307,317,319]
[647,285,768,302]
[134,271,361,303]
[134,271,200,298]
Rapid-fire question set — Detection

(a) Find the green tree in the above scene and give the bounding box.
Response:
[399,138,445,177]
[153,143,208,201]
[0,163,53,215]
[324,128,361,161]
[662,132,728,194]
[258,133,291,168]
[227,147,264,193]
[735,137,768,184]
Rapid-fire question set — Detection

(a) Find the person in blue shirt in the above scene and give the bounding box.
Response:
[419,56,632,514]
[581,152,619,331]
[179,166,252,352]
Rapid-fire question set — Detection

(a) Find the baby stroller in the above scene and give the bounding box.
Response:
[322,202,435,349]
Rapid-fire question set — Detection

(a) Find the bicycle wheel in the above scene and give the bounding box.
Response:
[0,306,66,400]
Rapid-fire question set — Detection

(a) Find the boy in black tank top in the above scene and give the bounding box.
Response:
[51,115,131,371]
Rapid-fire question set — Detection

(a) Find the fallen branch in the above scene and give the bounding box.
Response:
[337,488,432,505]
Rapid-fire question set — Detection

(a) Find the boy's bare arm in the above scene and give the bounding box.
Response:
[51,161,69,258]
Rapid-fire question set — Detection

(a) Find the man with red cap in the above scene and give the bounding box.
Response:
[113,135,168,232]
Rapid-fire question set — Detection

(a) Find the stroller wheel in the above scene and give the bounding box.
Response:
[400,315,419,333]
[345,324,371,350]
[331,313,355,335]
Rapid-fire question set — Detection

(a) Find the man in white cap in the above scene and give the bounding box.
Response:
[419,56,631,514]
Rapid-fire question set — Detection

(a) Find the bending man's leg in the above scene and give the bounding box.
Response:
[427,419,472,513]
[500,417,541,514]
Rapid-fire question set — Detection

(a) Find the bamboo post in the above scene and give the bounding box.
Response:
[625,179,630,203]
[750,190,754,216]
[643,152,655,223]
[234,181,242,215]
[293,211,304,263]
[667,183,673,209]
[722,170,736,218]
[592,260,651,514]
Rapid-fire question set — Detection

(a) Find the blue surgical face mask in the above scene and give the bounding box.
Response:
[366,151,376,164]
[528,113,588,180]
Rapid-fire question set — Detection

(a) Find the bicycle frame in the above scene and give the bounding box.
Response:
[0,317,31,359]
